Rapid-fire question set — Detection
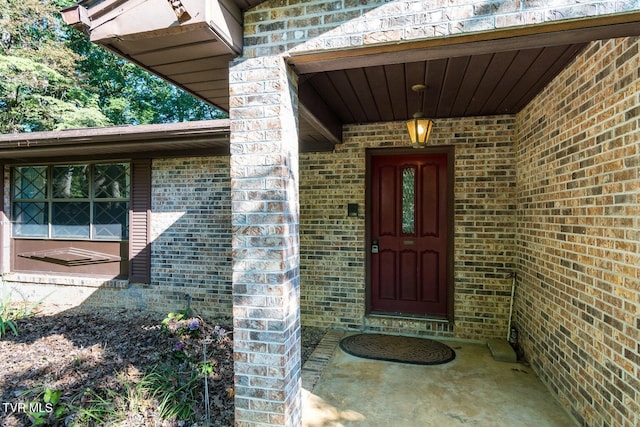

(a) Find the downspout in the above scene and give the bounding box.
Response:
[507,271,517,342]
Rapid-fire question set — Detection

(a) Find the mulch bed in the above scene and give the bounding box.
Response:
[0,306,325,426]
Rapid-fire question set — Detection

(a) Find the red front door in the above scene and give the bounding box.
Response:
[369,152,451,317]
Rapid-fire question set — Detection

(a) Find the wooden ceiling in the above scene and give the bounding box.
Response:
[288,15,640,150]
[301,43,587,124]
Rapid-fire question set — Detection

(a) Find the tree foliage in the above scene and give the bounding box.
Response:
[0,0,223,134]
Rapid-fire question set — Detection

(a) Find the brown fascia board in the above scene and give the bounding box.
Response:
[60,4,91,33]
[0,120,231,160]
[62,0,130,25]
[62,0,243,54]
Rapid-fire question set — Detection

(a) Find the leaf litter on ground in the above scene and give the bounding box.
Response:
[0,306,325,426]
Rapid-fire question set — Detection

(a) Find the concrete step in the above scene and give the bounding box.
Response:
[487,338,517,363]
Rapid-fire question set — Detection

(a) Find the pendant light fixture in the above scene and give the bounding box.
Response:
[406,84,434,148]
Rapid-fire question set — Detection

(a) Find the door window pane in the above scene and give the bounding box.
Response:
[402,167,415,234]
[52,165,89,199]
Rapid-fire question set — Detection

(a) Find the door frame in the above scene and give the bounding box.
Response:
[365,146,455,321]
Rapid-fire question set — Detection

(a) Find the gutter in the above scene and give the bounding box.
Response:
[0,120,231,160]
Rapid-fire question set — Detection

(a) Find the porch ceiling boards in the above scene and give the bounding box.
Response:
[289,14,640,134]
[298,43,588,123]
[60,2,640,153]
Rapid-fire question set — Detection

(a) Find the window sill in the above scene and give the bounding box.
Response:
[3,272,129,289]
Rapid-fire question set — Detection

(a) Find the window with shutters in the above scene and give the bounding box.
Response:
[8,160,151,283]
[12,163,130,240]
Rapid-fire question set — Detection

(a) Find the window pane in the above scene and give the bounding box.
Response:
[12,163,131,241]
[94,202,129,239]
[12,202,48,237]
[52,202,90,238]
[402,167,415,234]
[13,166,47,199]
[52,165,89,199]
[95,163,130,199]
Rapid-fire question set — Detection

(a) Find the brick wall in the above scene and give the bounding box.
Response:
[229,56,302,426]
[515,36,639,426]
[150,157,233,317]
[244,0,637,57]
[2,120,518,343]
[2,157,234,319]
[300,116,517,340]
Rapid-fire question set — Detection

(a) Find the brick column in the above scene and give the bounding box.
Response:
[229,56,301,426]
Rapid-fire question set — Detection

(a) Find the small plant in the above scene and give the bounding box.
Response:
[200,360,215,376]
[0,290,18,339]
[162,309,204,342]
[70,370,155,426]
[70,388,117,426]
[141,363,200,422]
[27,387,67,426]
[172,340,190,361]
[162,310,185,324]
[160,311,184,334]
[161,295,193,334]
[187,318,200,336]
[212,325,228,343]
[0,289,48,339]
[0,313,18,339]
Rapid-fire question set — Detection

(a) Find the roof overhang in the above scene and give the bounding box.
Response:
[61,0,343,151]
[62,0,242,113]
[0,120,231,163]
[59,2,640,152]
[289,13,640,74]
[289,13,640,121]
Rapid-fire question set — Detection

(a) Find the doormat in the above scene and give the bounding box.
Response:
[339,334,456,365]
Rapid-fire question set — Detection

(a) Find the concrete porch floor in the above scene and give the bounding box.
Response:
[301,331,578,427]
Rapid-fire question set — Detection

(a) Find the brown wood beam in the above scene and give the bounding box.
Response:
[298,81,343,147]
[289,13,640,74]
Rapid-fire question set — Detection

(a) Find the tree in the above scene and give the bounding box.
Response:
[67,23,224,126]
[0,0,223,134]
[0,0,110,132]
